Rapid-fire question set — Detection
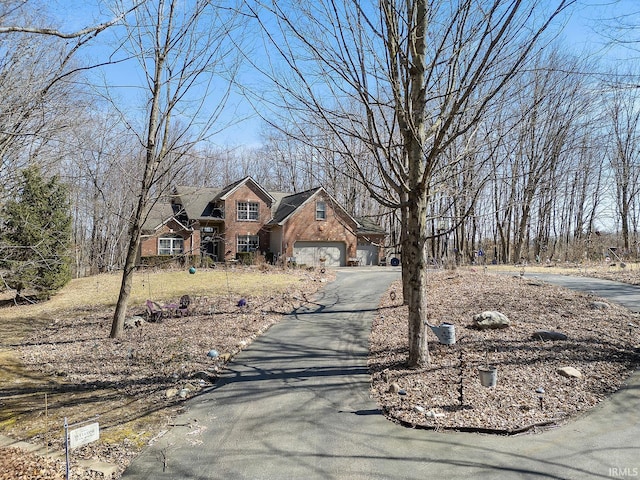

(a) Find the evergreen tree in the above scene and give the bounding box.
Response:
[0,166,72,300]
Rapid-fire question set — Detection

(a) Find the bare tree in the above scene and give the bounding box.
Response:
[109,0,244,338]
[60,109,140,276]
[249,0,573,366]
[607,82,640,252]
[0,1,141,205]
[505,50,587,262]
[0,0,140,38]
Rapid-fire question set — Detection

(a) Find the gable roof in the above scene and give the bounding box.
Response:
[217,176,275,204]
[173,185,223,221]
[142,201,191,233]
[143,179,385,238]
[356,216,387,235]
[268,186,360,227]
[270,187,321,225]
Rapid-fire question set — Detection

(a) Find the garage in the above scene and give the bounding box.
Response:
[293,241,345,267]
[356,244,379,265]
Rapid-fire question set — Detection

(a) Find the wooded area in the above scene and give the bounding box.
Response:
[1,0,640,365]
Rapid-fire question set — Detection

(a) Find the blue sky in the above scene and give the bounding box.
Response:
[46,0,263,148]
[44,0,635,149]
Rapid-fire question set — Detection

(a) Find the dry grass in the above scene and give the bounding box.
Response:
[473,260,640,275]
[0,266,302,320]
[0,265,332,478]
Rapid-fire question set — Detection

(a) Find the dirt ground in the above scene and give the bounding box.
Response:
[1,264,640,478]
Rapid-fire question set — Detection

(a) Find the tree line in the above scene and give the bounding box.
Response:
[2,0,640,360]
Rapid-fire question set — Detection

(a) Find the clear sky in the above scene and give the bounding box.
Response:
[43,0,635,149]
[46,0,263,148]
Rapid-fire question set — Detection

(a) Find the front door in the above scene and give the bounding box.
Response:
[201,227,219,262]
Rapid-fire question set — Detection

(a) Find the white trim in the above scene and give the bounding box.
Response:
[158,236,184,255]
[152,214,191,233]
[219,176,275,203]
[276,187,360,227]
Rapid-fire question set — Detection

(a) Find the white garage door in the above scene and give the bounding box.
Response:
[356,244,379,265]
[293,242,345,267]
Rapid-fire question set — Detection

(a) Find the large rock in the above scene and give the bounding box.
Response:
[558,366,582,379]
[165,388,179,399]
[472,311,510,329]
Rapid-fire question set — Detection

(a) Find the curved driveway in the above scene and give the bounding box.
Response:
[122,269,640,479]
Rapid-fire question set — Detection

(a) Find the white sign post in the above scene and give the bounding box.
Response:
[64,416,100,480]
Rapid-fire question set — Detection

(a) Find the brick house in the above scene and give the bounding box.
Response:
[139,177,386,267]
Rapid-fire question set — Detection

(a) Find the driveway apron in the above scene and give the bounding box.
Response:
[122,269,640,479]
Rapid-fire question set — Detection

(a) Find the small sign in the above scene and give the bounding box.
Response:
[68,422,99,448]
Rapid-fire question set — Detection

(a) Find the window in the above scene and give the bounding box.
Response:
[158,236,184,255]
[316,200,326,220]
[237,235,259,252]
[237,202,259,221]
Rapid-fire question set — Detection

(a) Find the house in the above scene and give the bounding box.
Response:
[139,177,386,267]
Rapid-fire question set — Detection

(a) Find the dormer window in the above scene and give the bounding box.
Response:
[316,200,326,220]
[237,201,259,221]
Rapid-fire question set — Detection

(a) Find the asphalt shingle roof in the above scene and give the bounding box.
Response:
[143,179,385,238]
[268,188,322,225]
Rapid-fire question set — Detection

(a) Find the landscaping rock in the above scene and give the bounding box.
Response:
[191,371,216,383]
[472,311,510,329]
[558,366,582,379]
[532,330,568,341]
[426,410,445,418]
[166,388,178,399]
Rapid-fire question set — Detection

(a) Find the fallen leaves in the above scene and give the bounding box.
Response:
[369,271,640,433]
[0,447,64,480]
[2,268,332,479]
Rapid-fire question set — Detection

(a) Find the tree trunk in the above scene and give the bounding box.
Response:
[404,189,429,367]
[110,8,165,338]
[110,216,142,338]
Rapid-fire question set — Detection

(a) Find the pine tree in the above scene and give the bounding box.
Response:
[0,166,72,300]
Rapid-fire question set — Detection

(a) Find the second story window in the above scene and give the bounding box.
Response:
[316,200,326,220]
[237,201,259,221]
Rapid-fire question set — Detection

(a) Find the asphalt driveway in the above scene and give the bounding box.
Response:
[122,268,640,479]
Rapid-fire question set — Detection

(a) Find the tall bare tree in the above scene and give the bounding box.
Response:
[0,0,143,273]
[109,0,244,338]
[250,0,573,366]
[607,83,640,252]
